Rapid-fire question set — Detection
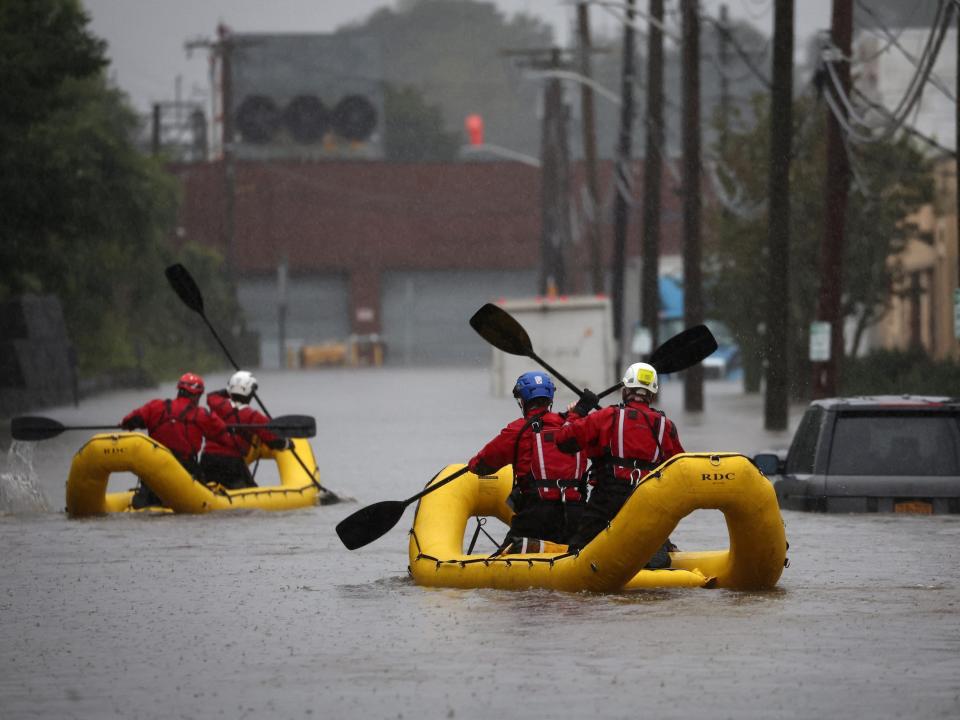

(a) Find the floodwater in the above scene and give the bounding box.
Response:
[1,368,958,719]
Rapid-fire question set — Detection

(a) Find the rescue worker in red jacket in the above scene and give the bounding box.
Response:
[120,372,229,507]
[201,370,291,490]
[555,362,684,565]
[467,371,586,552]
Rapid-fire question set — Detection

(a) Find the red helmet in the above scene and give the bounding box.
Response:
[177,372,205,395]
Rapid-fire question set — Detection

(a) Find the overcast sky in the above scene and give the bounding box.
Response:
[82,0,834,113]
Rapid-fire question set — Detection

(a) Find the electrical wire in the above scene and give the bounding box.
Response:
[739,0,772,22]
[590,0,684,44]
[820,0,954,145]
[699,13,772,90]
[855,0,956,101]
[704,155,765,219]
[852,87,958,156]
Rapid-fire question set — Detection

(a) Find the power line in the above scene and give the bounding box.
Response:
[820,0,955,145]
[855,0,956,102]
[739,0,772,22]
[852,87,957,156]
[699,13,772,89]
[852,0,922,64]
[591,0,684,44]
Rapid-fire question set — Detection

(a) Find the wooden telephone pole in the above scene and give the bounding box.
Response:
[185,24,240,281]
[812,0,853,398]
[764,0,794,430]
[611,0,637,375]
[640,0,665,352]
[504,48,575,296]
[681,0,704,412]
[578,3,605,295]
[540,47,573,295]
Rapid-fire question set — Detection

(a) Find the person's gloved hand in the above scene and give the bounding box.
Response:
[469,457,495,477]
[267,438,293,450]
[121,416,145,431]
[572,389,599,417]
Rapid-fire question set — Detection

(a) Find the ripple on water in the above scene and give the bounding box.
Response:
[0,440,50,514]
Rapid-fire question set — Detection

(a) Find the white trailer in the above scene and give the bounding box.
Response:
[490,296,616,406]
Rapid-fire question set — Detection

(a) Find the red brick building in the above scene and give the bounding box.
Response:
[171,159,683,365]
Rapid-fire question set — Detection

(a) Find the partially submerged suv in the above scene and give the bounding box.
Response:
[754,396,960,514]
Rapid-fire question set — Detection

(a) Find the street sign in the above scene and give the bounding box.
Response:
[809,321,831,362]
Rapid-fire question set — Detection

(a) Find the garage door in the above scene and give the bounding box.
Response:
[237,273,350,369]
[381,269,537,365]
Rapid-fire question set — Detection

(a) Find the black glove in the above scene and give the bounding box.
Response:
[572,389,599,417]
[267,438,293,450]
[121,416,145,431]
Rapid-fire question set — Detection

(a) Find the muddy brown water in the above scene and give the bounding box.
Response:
[1,369,958,719]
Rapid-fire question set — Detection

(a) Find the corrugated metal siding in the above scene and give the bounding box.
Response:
[380,269,537,365]
[237,274,350,369]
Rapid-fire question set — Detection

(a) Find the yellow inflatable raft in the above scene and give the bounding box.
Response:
[408,453,787,592]
[66,433,326,517]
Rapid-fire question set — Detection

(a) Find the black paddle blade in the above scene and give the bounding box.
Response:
[649,324,718,375]
[11,416,66,441]
[266,414,316,438]
[229,415,316,438]
[165,263,204,314]
[469,303,534,357]
[335,500,406,550]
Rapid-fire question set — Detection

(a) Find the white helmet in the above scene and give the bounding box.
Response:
[622,362,658,394]
[228,370,258,399]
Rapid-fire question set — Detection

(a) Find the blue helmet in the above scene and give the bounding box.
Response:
[512,371,556,405]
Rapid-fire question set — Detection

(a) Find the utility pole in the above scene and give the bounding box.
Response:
[220,24,237,284]
[764,0,794,431]
[611,0,637,375]
[812,0,853,398]
[504,48,575,296]
[717,4,731,141]
[152,103,162,157]
[641,0,664,353]
[540,48,573,296]
[278,254,288,369]
[682,0,704,412]
[185,24,239,282]
[578,3,604,295]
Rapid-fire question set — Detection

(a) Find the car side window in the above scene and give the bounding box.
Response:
[827,411,960,476]
[786,406,824,474]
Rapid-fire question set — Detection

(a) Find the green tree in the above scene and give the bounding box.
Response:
[339,0,553,158]
[705,93,933,398]
[0,0,241,381]
[383,83,460,161]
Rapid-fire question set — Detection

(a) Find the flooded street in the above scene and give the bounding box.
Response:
[1,368,958,719]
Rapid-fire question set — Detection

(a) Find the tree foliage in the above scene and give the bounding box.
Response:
[339,0,553,159]
[0,0,241,381]
[383,83,460,162]
[705,92,933,397]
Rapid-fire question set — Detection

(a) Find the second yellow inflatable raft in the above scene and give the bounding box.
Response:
[66,432,328,517]
[408,453,787,592]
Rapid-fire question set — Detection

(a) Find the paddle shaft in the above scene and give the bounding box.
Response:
[48,424,121,433]
[581,325,719,402]
[195,312,273,418]
[335,466,472,549]
[404,466,470,507]
[526,349,586,400]
[205,309,324,490]
[168,266,334,496]
[12,415,313,442]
